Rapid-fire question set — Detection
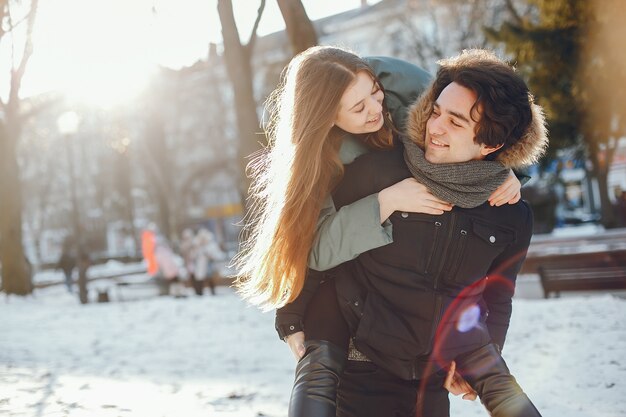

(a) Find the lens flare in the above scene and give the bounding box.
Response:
[456,303,481,333]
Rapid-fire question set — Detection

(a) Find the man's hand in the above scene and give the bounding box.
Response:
[489,170,521,206]
[285,331,306,360]
[444,361,478,401]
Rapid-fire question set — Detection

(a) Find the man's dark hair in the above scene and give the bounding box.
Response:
[432,49,533,159]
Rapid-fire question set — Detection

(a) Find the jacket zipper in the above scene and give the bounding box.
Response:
[448,228,468,281]
[427,294,443,352]
[419,213,456,366]
[433,212,456,290]
[423,220,442,274]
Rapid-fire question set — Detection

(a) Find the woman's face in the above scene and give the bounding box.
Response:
[334,71,385,134]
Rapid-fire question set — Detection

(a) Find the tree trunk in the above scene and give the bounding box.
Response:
[156,189,172,242]
[0,0,39,295]
[217,0,264,199]
[596,167,616,228]
[0,119,29,295]
[589,145,618,228]
[276,0,318,54]
[121,155,139,256]
[147,116,174,241]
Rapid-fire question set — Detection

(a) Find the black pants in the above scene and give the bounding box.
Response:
[336,360,451,417]
[303,281,450,417]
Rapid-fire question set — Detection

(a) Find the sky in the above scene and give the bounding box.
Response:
[0,0,379,105]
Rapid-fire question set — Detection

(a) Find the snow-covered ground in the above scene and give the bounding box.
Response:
[2,281,625,417]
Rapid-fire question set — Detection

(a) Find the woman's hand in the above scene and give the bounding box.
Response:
[444,361,478,401]
[489,170,521,206]
[285,331,306,360]
[378,178,453,222]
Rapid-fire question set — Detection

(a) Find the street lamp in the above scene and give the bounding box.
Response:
[57,111,88,304]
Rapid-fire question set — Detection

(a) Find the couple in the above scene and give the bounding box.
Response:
[237,46,548,417]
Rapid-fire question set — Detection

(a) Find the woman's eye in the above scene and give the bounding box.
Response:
[357,106,365,113]
[451,120,462,127]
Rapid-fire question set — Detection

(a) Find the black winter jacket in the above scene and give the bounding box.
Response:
[329,144,533,380]
[277,144,533,381]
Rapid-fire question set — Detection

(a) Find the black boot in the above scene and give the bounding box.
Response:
[456,344,542,417]
[288,340,347,417]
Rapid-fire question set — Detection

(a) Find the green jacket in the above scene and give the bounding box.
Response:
[308,57,433,271]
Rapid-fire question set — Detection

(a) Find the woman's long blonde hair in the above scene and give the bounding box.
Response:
[235,46,393,310]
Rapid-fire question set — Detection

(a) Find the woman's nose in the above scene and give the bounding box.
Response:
[368,96,383,114]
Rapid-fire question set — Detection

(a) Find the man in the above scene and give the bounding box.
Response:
[279,49,548,417]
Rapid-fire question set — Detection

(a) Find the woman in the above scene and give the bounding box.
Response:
[235,46,531,417]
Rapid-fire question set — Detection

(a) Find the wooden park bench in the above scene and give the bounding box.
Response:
[113,276,164,301]
[113,269,234,301]
[537,260,626,298]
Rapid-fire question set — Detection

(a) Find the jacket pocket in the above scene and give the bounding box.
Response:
[355,291,433,360]
[369,212,441,273]
[446,219,516,286]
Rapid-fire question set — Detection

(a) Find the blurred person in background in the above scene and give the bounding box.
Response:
[180,228,199,293]
[194,228,225,296]
[141,225,159,280]
[57,237,76,293]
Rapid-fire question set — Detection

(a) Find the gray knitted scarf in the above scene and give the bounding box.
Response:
[401,136,510,209]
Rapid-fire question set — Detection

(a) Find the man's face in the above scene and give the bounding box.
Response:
[425,82,497,164]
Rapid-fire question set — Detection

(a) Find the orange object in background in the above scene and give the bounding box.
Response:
[141,230,158,276]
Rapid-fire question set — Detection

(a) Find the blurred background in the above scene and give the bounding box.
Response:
[1,0,626,295]
[2,1,626,416]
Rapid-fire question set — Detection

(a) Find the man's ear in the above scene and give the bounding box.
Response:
[480,143,504,157]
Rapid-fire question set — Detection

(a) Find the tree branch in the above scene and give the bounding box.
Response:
[9,0,39,106]
[217,0,242,50]
[4,11,29,33]
[504,0,523,26]
[246,0,266,53]
[277,0,317,54]
[0,0,8,41]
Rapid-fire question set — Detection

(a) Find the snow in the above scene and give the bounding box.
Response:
[2,277,625,417]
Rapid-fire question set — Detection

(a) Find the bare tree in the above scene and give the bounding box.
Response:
[0,0,40,295]
[139,102,176,240]
[217,0,266,198]
[398,0,519,72]
[21,127,63,265]
[276,0,317,54]
[103,122,139,256]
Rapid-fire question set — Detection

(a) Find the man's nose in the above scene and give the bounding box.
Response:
[429,116,445,135]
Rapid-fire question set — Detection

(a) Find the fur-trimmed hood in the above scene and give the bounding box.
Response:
[404,83,549,169]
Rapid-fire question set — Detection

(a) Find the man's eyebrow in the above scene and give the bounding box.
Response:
[434,102,470,124]
[449,110,470,124]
